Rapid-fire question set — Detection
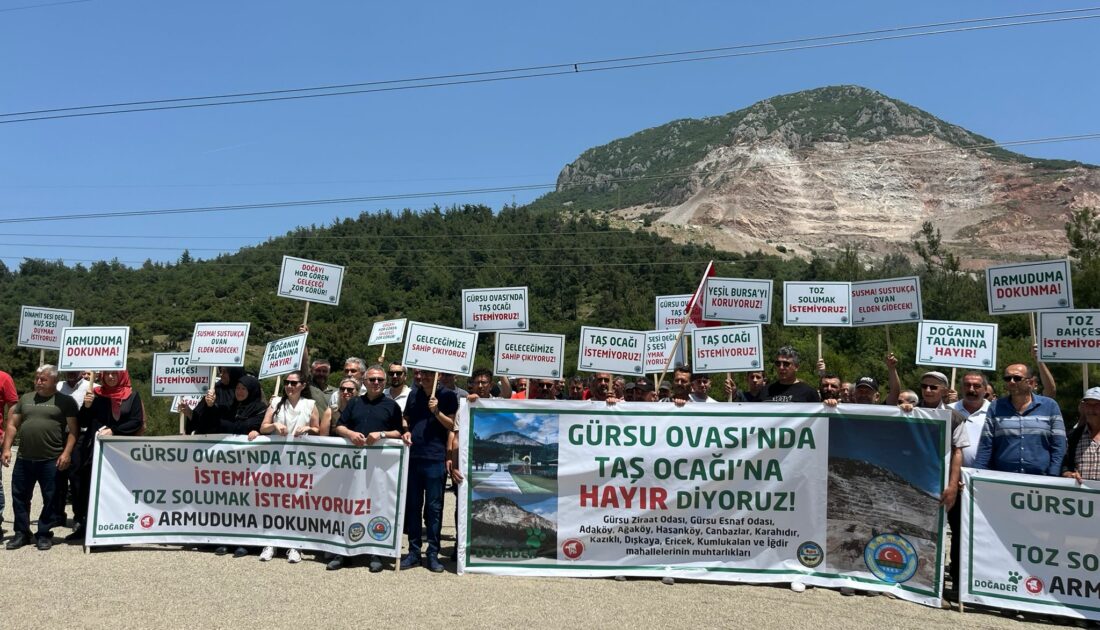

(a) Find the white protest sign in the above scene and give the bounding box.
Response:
[494,332,565,380]
[17,305,74,350]
[462,286,529,332]
[655,294,695,331]
[702,278,772,324]
[577,326,645,376]
[986,259,1073,314]
[258,333,309,379]
[188,323,250,367]
[851,277,922,326]
[783,282,852,327]
[644,330,686,374]
[59,326,129,371]
[691,324,764,373]
[1037,310,1100,363]
[170,395,201,414]
[151,353,208,397]
[277,255,345,305]
[961,469,1100,622]
[403,321,478,376]
[916,320,998,370]
[368,318,407,345]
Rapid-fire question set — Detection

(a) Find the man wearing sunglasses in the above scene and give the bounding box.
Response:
[760,346,820,403]
[973,364,1067,476]
[384,362,411,411]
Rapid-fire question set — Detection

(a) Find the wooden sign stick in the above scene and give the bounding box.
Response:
[885,325,893,355]
[726,372,733,402]
[38,349,45,367]
[431,372,440,396]
[951,367,957,392]
[302,302,311,327]
[1084,364,1090,395]
[817,327,824,363]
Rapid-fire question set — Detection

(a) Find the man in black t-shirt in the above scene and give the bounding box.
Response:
[760,346,820,403]
[330,365,402,571]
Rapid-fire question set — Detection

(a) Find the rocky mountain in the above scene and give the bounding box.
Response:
[531,85,1099,266]
[469,496,557,559]
[485,430,545,447]
[826,456,940,585]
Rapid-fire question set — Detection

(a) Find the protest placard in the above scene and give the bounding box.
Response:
[462,286,529,331]
[368,318,407,345]
[577,326,646,375]
[702,278,772,324]
[850,277,922,326]
[459,400,950,609]
[403,321,478,376]
[985,259,1073,314]
[960,469,1100,622]
[151,353,208,397]
[58,326,129,371]
[188,323,250,367]
[170,395,202,414]
[691,324,764,373]
[17,305,74,350]
[87,435,409,558]
[783,282,852,327]
[1037,310,1100,363]
[916,320,998,370]
[644,330,686,375]
[655,294,694,331]
[494,331,565,380]
[258,332,308,379]
[277,255,345,305]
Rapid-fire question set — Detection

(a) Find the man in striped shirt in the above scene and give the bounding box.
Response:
[973,363,1066,476]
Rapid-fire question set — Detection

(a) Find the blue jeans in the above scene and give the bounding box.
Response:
[405,459,445,558]
[12,457,59,538]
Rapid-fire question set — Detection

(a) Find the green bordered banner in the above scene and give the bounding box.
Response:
[458,400,950,608]
[960,469,1100,620]
[88,435,408,557]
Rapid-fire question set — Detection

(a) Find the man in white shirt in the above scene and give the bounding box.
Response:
[946,371,991,595]
[384,362,412,411]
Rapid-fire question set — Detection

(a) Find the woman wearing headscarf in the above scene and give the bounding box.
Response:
[70,370,144,540]
[182,366,245,434]
[188,373,267,557]
[251,370,317,563]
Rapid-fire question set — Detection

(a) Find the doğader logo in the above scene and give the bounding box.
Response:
[1024,576,1044,595]
[561,538,584,560]
[796,541,824,568]
[863,533,918,584]
[139,514,155,529]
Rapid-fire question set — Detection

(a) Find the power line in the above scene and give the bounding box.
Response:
[0,256,734,269]
[3,9,1099,124]
[0,131,1096,226]
[0,0,90,13]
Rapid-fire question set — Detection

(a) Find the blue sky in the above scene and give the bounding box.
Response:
[474,411,558,444]
[2,1,1098,265]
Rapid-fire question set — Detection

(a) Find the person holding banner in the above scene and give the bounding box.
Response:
[401,369,458,573]
[0,368,18,540]
[2,365,79,551]
[760,347,819,403]
[567,377,585,400]
[946,371,993,592]
[1061,387,1100,483]
[254,370,318,564]
[331,377,361,428]
[53,370,91,532]
[69,370,145,541]
[974,363,1067,476]
[181,366,245,432]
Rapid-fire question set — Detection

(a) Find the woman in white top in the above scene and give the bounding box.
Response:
[252,370,318,563]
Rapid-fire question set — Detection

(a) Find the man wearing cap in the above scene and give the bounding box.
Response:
[916,371,957,409]
[974,363,1066,476]
[1061,387,1100,483]
[851,377,880,405]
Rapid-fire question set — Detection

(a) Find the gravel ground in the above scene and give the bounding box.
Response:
[0,459,1060,630]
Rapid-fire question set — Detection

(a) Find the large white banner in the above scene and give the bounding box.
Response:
[1037,310,1100,363]
[277,255,345,305]
[494,331,565,380]
[462,286,529,332]
[851,277,922,326]
[88,436,409,558]
[403,321,478,376]
[17,305,74,350]
[986,259,1073,314]
[151,353,208,397]
[458,400,951,608]
[960,469,1100,621]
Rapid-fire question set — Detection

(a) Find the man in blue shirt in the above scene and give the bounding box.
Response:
[973,363,1067,476]
[401,368,458,573]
